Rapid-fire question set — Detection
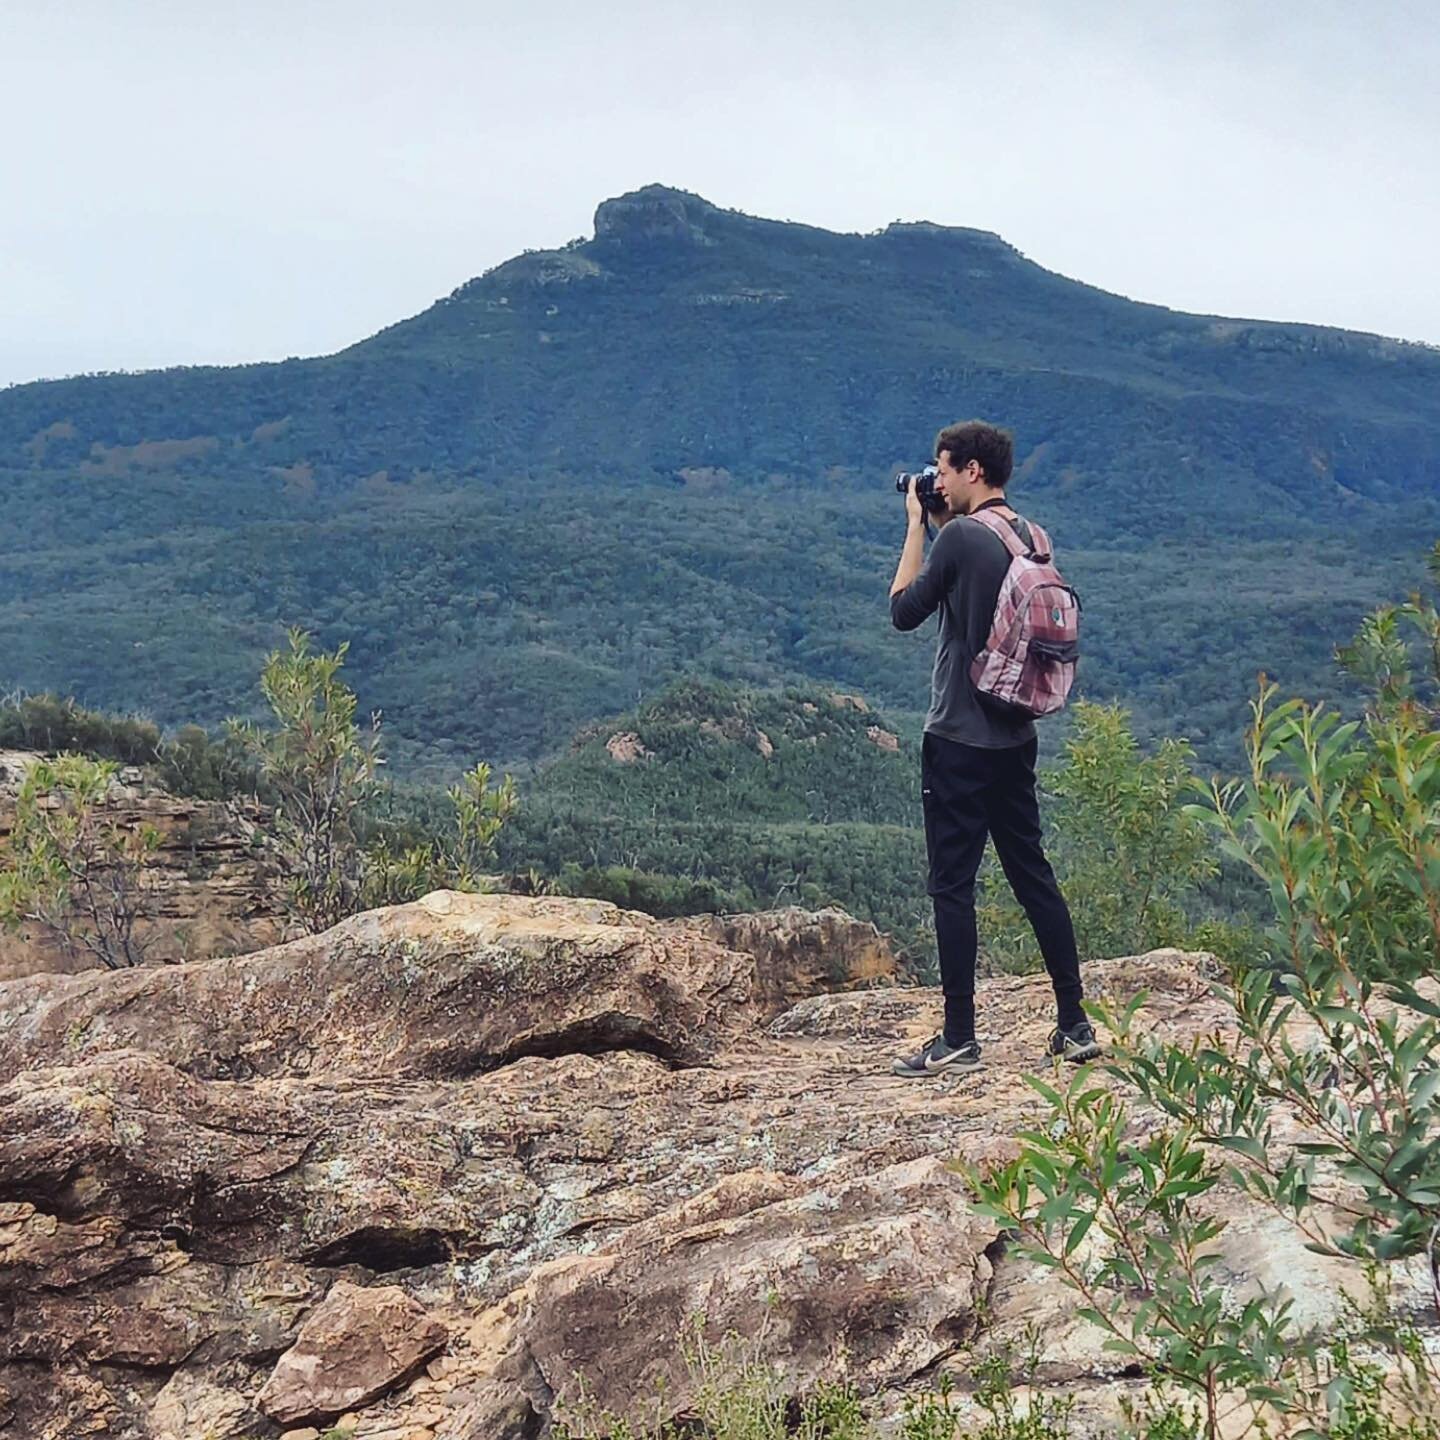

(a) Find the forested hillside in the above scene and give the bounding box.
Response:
[4,185,1437,773]
[498,681,927,940]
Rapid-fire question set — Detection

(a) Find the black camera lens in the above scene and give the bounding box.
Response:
[894,465,945,513]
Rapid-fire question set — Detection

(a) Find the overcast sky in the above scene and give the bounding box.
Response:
[2,1,1437,389]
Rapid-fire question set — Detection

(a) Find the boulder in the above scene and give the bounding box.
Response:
[258,1282,448,1426]
[680,905,899,1010]
[447,1156,995,1436]
[0,890,757,1082]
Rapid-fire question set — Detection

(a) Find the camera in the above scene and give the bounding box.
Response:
[895,465,947,514]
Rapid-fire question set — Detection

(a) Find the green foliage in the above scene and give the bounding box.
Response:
[525,679,917,827]
[969,1071,1291,1436]
[970,552,1440,1440]
[0,754,163,968]
[1141,548,1440,1276]
[1335,542,1440,720]
[900,1346,1075,1440]
[0,691,163,767]
[554,1322,868,1440]
[1176,703,1440,1255]
[977,702,1222,971]
[231,629,518,929]
[682,1324,867,1440]
[552,864,743,917]
[230,628,383,933]
[500,678,931,950]
[4,192,1438,777]
[151,722,262,802]
[361,761,517,908]
[0,691,262,802]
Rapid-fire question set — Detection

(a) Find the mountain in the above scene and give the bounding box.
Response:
[3,184,1438,772]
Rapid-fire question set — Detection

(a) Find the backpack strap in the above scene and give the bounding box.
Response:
[968,508,1048,561]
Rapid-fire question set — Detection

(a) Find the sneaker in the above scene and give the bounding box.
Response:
[1048,1020,1101,1063]
[891,1034,982,1079]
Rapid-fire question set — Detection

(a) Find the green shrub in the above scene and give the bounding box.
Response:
[152,722,263,802]
[232,628,516,930]
[0,692,162,766]
[229,629,384,933]
[361,761,517,908]
[0,754,163,968]
[552,863,743,917]
[970,549,1440,1440]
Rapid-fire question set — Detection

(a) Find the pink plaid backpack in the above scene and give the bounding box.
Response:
[966,509,1080,719]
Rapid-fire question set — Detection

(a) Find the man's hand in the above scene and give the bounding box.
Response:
[904,476,926,530]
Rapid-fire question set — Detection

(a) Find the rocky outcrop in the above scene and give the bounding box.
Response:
[0,750,282,981]
[603,731,652,764]
[258,1282,448,1426]
[0,899,1430,1439]
[865,725,900,752]
[0,890,757,1083]
[593,185,717,248]
[680,905,899,1011]
[451,1156,996,1436]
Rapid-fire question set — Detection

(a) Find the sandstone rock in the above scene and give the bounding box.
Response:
[0,890,757,1082]
[755,727,774,757]
[604,731,652,763]
[0,747,282,980]
[258,1281,448,1425]
[448,1155,994,1436]
[1,893,1433,1439]
[681,906,899,1011]
[149,1369,252,1440]
[865,724,900,752]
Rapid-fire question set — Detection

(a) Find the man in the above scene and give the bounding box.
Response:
[888,419,1097,1077]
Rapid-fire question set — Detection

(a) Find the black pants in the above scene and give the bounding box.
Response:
[921,732,1084,1042]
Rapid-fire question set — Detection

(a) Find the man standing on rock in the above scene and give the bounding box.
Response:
[887,420,1098,1077]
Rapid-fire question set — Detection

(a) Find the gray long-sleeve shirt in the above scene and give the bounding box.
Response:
[890,513,1036,750]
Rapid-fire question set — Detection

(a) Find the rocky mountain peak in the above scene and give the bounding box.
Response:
[592,183,721,246]
[880,216,1021,255]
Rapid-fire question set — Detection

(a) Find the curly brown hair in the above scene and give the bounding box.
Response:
[934,420,1014,488]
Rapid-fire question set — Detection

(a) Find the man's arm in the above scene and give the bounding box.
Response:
[890,486,957,632]
[889,515,927,600]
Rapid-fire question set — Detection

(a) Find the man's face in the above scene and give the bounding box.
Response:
[935,450,979,515]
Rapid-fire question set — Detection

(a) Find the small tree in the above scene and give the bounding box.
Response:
[361,762,518,908]
[235,628,518,930]
[230,629,383,934]
[0,754,163,968]
[979,702,1219,971]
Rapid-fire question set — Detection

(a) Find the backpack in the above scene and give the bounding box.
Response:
[965,509,1080,720]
